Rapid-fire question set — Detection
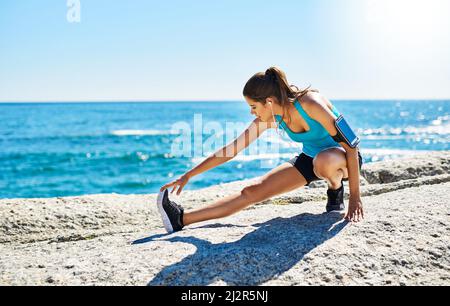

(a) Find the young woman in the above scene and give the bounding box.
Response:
[158,67,364,233]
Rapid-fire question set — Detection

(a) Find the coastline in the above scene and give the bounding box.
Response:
[0,151,449,285]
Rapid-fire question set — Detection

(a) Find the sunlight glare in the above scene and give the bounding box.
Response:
[366,0,450,43]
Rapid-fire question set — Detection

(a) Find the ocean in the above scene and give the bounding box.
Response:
[0,100,449,199]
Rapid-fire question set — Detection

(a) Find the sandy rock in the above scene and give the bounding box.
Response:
[0,152,449,286]
[361,151,450,184]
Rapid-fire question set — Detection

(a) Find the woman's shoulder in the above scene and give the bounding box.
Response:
[299,91,331,108]
[299,91,334,114]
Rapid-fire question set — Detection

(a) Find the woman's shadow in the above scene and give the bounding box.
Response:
[134,212,348,286]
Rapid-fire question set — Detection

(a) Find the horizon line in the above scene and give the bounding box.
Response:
[1,98,450,104]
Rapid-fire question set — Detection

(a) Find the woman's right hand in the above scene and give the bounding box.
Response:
[160,173,191,195]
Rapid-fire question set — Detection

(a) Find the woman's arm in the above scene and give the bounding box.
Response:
[186,118,270,178]
[161,118,273,194]
[186,118,272,178]
[301,94,363,221]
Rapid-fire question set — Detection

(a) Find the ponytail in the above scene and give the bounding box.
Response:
[243,66,318,125]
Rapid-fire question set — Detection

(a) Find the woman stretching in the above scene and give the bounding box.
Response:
[158,67,364,233]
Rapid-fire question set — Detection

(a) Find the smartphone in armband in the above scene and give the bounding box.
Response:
[335,115,360,148]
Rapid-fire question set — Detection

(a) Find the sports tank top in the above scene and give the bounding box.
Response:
[274,99,341,157]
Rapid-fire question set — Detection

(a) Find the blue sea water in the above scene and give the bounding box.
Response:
[0,101,449,199]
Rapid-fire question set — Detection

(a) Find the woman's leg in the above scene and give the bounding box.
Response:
[183,163,308,226]
[312,148,349,189]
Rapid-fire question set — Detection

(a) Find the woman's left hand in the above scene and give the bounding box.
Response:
[345,197,364,222]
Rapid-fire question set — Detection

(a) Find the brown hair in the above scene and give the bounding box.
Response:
[243,66,318,125]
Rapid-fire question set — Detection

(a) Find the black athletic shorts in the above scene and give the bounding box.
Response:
[288,150,363,185]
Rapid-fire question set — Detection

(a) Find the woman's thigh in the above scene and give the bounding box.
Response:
[244,162,308,201]
[312,147,349,179]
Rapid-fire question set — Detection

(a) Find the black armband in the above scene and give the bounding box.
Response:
[332,115,360,148]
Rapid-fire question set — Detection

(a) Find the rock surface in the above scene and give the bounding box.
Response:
[0,152,449,286]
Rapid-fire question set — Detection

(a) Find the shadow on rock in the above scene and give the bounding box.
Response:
[132,225,247,245]
[144,212,347,286]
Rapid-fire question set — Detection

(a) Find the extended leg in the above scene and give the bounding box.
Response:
[183,163,308,226]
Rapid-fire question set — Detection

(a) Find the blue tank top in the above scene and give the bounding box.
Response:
[274,99,341,158]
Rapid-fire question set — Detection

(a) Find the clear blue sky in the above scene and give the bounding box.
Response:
[1,0,449,102]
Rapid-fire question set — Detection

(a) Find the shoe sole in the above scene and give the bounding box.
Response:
[157,190,174,234]
[327,209,345,213]
[326,206,346,213]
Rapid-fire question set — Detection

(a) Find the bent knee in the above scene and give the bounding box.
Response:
[313,152,345,178]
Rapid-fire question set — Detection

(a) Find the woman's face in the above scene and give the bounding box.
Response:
[244,97,272,122]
